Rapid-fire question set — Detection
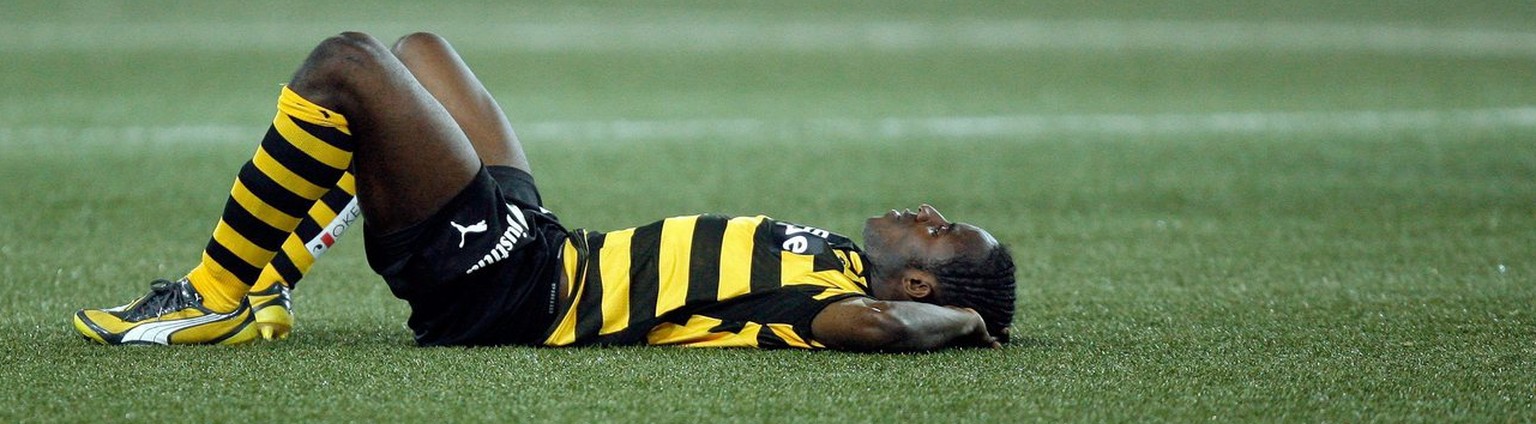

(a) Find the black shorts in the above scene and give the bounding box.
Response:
[364,166,568,347]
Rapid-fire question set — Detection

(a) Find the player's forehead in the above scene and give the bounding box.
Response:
[944,223,999,258]
[959,222,998,244]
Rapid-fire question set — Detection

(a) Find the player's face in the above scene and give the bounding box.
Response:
[862,204,999,267]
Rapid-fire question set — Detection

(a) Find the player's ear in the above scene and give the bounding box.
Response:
[899,269,938,302]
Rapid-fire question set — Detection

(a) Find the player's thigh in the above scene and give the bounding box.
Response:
[288,32,481,235]
[391,32,529,173]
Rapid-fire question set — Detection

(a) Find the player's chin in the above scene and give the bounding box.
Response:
[862,212,900,236]
[863,212,889,230]
[860,222,886,252]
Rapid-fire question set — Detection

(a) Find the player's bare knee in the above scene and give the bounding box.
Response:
[393,32,447,51]
[312,32,391,70]
[288,32,392,106]
[391,32,451,60]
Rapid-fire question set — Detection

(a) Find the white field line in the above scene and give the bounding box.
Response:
[3,20,1536,57]
[4,108,1535,147]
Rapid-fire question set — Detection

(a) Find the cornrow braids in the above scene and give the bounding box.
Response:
[915,244,1017,343]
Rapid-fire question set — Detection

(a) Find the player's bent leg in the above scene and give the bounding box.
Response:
[245,31,486,340]
[75,83,353,346]
[74,33,413,346]
[289,31,483,236]
[391,32,530,172]
[249,171,362,341]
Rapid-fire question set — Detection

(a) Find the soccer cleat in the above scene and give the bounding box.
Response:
[73,278,257,345]
[247,281,294,341]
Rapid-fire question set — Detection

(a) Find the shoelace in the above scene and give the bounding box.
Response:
[122,279,199,321]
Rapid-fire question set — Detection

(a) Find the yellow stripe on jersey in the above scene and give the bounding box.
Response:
[717,215,763,300]
[656,216,697,315]
[547,239,584,346]
[596,229,634,335]
[798,268,867,295]
[543,215,869,348]
[646,317,818,349]
[766,323,816,349]
[562,237,579,307]
[647,315,762,348]
[812,289,850,301]
[780,250,814,288]
[827,250,867,293]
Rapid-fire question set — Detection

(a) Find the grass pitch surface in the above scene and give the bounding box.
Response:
[2,1,1533,422]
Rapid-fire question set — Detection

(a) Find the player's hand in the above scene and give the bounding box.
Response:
[947,306,1001,349]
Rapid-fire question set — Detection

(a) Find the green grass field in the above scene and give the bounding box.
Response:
[2,1,1533,422]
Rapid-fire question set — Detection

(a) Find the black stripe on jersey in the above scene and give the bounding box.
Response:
[573,233,607,340]
[289,116,355,151]
[204,240,262,285]
[707,319,746,334]
[756,326,788,348]
[261,126,345,186]
[268,253,303,288]
[749,219,780,291]
[687,216,726,304]
[219,199,287,251]
[627,221,663,327]
[237,163,312,216]
[813,249,844,273]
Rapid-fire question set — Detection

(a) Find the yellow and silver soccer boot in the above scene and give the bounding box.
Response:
[73,278,257,345]
[247,280,294,341]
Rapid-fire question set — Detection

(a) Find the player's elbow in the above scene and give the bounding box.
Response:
[840,307,916,351]
[815,299,944,352]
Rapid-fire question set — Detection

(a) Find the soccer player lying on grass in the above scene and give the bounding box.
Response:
[72,32,1017,351]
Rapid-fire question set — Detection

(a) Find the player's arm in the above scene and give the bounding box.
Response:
[811,296,1000,351]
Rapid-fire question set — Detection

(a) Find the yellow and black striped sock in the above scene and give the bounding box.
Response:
[254,171,360,292]
[187,86,354,311]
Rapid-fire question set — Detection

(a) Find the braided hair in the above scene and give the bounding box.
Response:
[913,244,1017,343]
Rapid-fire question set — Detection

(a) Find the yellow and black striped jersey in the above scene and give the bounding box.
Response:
[543,214,869,348]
